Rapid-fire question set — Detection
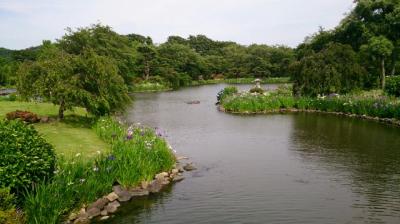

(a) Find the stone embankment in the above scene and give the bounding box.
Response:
[68,158,196,223]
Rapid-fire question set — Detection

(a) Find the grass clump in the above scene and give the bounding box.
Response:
[217,86,238,104]
[23,117,175,223]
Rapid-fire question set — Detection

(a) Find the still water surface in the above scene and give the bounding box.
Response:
[108,84,400,224]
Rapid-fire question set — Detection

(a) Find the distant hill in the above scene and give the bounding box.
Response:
[0,46,41,61]
[0,47,14,60]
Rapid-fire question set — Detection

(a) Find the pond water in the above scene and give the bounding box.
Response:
[108,84,400,224]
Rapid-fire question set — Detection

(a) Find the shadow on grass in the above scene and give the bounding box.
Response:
[55,115,97,129]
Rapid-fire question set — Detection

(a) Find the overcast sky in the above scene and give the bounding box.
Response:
[0,0,355,50]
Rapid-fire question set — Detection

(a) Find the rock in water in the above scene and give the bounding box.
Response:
[100,216,110,221]
[106,192,119,202]
[183,163,197,171]
[172,175,185,182]
[87,198,108,210]
[105,201,120,214]
[86,207,101,218]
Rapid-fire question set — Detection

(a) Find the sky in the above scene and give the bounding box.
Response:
[0,0,355,50]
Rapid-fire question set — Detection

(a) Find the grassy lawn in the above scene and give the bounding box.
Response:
[0,101,109,158]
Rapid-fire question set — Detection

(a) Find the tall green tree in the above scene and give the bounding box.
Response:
[292,43,367,96]
[136,44,157,80]
[58,24,136,84]
[361,36,394,88]
[17,41,130,118]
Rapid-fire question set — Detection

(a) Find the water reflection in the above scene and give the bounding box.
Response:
[290,113,400,223]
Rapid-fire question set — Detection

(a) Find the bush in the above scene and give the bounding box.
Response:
[217,86,238,103]
[0,188,14,211]
[385,76,400,97]
[6,110,39,123]
[0,120,56,196]
[0,188,21,224]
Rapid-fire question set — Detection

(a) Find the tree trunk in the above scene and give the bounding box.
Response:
[58,100,65,120]
[144,61,150,80]
[381,59,386,89]
[391,65,396,76]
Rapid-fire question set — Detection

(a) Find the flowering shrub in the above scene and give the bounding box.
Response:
[0,120,56,197]
[6,110,40,123]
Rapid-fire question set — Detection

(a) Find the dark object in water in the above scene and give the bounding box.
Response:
[186,100,200,104]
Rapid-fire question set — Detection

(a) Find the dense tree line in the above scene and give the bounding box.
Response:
[3,0,400,100]
[292,0,400,96]
[0,24,295,90]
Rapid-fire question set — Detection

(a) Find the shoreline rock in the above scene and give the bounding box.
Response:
[68,158,194,223]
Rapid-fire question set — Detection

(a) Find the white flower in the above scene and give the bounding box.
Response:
[75,153,81,157]
[96,151,101,154]
[93,167,99,172]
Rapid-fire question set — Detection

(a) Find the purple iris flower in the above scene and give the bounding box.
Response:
[155,127,165,137]
[126,130,133,140]
[107,155,116,161]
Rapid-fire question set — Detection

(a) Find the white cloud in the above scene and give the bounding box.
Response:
[0,0,354,49]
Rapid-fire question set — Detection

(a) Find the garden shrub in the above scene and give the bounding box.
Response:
[217,86,238,103]
[0,120,56,196]
[385,76,400,97]
[0,188,20,224]
[6,110,39,123]
[0,188,14,211]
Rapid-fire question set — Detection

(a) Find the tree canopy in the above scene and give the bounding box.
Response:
[17,38,130,118]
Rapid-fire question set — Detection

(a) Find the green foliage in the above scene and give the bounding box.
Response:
[0,120,56,196]
[59,23,136,84]
[157,43,206,81]
[217,86,238,103]
[0,188,15,210]
[292,43,367,96]
[17,41,131,118]
[24,117,175,223]
[296,0,400,91]
[362,36,394,59]
[385,76,400,97]
[221,88,400,120]
[0,187,21,224]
